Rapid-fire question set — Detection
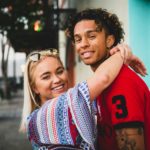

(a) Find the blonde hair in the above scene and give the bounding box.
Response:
[20,49,62,132]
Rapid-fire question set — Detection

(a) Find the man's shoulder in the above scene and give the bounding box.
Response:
[119,65,137,76]
[109,65,149,91]
[115,65,143,82]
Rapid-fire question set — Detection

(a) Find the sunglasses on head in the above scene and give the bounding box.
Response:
[28,48,59,62]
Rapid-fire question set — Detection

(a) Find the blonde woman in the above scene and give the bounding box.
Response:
[20,48,146,150]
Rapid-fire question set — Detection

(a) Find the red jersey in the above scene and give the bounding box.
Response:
[97,65,150,150]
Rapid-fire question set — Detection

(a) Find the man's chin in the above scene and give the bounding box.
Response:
[82,59,102,70]
[82,59,96,66]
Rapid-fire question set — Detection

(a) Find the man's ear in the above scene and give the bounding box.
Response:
[106,35,115,48]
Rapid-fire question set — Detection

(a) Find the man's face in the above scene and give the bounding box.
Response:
[74,20,110,68]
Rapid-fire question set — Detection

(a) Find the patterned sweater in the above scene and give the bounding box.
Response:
[27,81,97,150]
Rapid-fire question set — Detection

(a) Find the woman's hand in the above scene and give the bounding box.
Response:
[109,44,147,76]
[128,55,147,76]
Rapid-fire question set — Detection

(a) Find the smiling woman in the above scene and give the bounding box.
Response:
[20,48,98,149]
[30,56,68,105]
[19,48,145,150]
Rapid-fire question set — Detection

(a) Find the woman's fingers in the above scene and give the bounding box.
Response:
[109,47,119,55]
[129,55,147,76]
[109,44,147,76]
[110,43,132,64]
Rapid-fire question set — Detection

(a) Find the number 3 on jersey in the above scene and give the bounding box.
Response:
[112,95,128,119]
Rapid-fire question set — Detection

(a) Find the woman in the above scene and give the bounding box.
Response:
[20,47,146,150]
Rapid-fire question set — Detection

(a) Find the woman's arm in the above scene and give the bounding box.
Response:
[109,44,147,76]
[87,52,123,101]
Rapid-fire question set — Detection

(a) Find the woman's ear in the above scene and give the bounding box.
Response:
[33,86,39,94]
[106,35,115,48]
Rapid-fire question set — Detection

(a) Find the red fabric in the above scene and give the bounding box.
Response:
[97,65,150,150]
[68,108,78,144]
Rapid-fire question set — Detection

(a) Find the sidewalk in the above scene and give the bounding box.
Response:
[0,90,23,118]
[0,90,32,150]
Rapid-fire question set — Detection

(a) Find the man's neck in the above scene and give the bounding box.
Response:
[91,54,110,72]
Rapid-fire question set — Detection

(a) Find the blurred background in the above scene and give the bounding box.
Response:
[0,0,149,149]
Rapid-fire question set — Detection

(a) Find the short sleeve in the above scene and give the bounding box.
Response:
[104,66,148,128]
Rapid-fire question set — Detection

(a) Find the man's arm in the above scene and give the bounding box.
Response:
[115,127,145,150]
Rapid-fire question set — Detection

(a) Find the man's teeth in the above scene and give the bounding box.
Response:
[82,52,93,58]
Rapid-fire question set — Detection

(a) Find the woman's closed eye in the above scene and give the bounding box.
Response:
[57,68,65,75]
[41,72,51,80]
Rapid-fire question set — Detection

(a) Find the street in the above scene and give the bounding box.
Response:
[0,90,32,150]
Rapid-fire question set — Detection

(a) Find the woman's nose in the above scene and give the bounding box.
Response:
[52,75,61,83]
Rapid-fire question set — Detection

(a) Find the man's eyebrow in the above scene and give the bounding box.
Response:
[74,27,101,36]
[87,29,98,34]
[87,27,101,33]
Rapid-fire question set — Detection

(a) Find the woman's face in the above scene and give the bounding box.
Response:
[32,56,69,104]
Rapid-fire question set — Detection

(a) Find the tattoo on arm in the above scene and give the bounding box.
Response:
[115,127,145,150]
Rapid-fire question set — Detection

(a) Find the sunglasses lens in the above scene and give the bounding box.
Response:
[52,49,58,55]
[30,53,40,61]
[29,49,58,61]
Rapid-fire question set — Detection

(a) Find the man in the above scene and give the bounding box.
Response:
[66,8,150,150]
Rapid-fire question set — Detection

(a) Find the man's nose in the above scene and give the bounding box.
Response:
[81,37,90,48]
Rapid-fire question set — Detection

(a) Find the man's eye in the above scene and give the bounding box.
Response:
[89,34,96,39]
[74,38,81,43]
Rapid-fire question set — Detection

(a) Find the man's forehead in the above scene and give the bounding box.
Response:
[74,21,98,35]
[74,27,101,36]
[75,20,96,28]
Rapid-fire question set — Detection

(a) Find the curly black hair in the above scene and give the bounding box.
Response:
[66,8,125,47]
